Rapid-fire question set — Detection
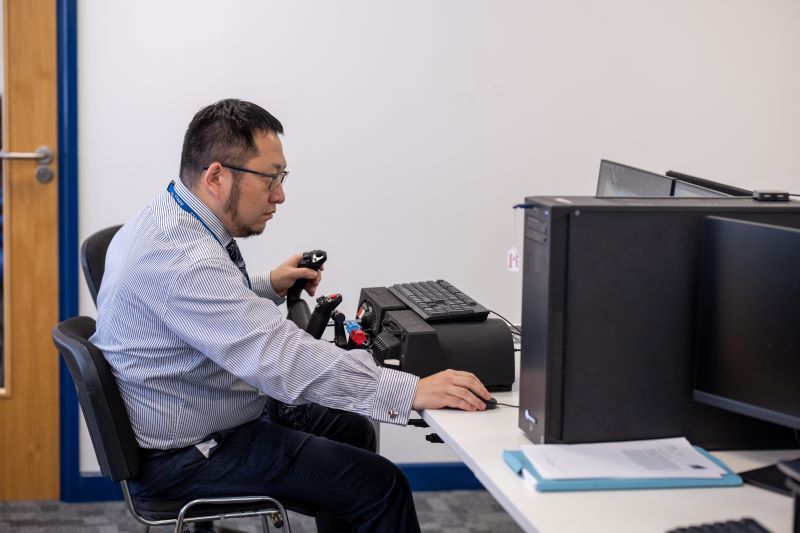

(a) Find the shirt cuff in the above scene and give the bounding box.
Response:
[251,273,285,305]
[370,367,419,426]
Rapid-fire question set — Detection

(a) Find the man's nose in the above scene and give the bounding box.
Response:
[270,182,285,204]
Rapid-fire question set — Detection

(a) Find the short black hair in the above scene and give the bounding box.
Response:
[179,99,284,188]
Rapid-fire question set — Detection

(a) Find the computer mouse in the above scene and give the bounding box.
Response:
[484,397,498,410]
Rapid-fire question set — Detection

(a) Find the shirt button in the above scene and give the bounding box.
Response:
[388,409,399,419]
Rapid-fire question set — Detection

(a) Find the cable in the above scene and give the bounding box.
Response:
[489,310,521,335]
[497,402,518,408]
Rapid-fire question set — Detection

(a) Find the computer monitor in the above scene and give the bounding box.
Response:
[694,216,800,493]
[596,160,750,198]
[666,170,752,197]
[596,160,673,197]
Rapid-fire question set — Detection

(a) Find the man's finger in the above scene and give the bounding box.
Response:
[445,372,491,401]
[447,384,483,411]
[299,268,319,280]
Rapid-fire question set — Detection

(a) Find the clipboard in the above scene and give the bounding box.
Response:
[502,447,742,492]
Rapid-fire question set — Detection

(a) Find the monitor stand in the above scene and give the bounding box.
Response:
[740,458,800,496]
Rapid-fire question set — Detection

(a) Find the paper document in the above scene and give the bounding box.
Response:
[520,437,726,480]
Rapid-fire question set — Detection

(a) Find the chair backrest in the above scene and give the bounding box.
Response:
[52,316,140,481]
[80,225,122,305]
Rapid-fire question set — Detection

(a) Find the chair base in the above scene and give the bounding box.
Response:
[122,481,312,533]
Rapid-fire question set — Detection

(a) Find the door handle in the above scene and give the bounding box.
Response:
[0,145,54,183]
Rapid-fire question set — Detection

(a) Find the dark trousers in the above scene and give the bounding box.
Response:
[130,403,421,533]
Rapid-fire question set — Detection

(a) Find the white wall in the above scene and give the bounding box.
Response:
[78,0,800,471]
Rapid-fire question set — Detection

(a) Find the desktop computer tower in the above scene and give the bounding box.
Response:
[519,196,800,449]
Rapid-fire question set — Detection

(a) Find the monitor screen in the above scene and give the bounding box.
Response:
[693,217,800,430]
[596,160,673,197]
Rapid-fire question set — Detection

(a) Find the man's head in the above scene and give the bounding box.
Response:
[179,99,288,238]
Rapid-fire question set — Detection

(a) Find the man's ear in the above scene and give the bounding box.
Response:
[200,162,228,201]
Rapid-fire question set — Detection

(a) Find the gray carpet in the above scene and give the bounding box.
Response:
[0,491,523,532]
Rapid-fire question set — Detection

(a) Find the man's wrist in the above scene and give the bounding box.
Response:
[252,272,285,305]
[371,367,419,425]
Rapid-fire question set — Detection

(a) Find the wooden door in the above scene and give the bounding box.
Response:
[0,0,60,500]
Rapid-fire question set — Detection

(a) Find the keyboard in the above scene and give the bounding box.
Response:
[387,280,489,323]
[666,517,771,533]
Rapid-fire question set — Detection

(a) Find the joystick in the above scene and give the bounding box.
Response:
[286,249,327,330]
[306,293,343,339]
[287,250,327,300]
[332,311,348,348]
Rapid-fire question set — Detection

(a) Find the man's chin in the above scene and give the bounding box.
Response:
[233,225,264,239]
[245,223,268,238]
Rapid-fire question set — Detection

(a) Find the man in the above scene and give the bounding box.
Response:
[92,99,492,533]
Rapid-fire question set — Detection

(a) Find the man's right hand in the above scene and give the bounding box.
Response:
[411,369,492,412]
[269,253,323,298]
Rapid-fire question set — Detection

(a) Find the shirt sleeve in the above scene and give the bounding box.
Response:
[250,272,284,305]
[161,257,419,425]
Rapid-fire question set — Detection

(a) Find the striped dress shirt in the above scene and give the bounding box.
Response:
[92,179,419,450]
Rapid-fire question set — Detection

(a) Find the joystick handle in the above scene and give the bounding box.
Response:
[306,293,343,339]
[332,311,348,348]
[286,249,327,330]
[287,250,327,301]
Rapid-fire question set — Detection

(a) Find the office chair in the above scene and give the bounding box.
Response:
[80,224,122,304]
[53,316,316,532]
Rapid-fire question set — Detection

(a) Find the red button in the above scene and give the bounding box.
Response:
[351,330,366,345]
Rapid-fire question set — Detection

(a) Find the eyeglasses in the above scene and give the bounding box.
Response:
[204,163,289,191]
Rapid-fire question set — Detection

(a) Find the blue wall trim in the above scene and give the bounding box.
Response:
[400,463,484,492]
[57,0,120,502]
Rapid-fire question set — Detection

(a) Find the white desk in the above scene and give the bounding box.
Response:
[421,391,797,533]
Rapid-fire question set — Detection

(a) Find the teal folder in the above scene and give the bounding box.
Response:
[502,447,742,492]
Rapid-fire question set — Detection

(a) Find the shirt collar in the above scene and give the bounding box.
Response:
[172,179,233,245]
